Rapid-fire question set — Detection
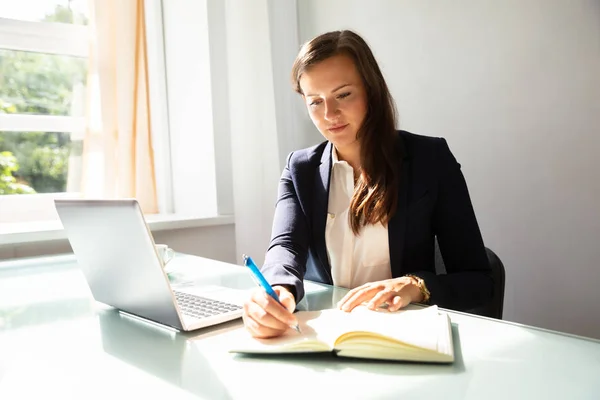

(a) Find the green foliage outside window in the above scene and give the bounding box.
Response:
[0,4,88,195]
[0,151,35,194]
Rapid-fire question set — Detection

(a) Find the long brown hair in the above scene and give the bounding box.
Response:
[291,30,399,235]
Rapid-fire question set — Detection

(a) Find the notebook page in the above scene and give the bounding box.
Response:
[342,305,445,352]
[228,310,351,353]
[435,313,455,358]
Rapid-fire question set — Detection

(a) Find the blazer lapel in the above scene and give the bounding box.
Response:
[388,135,409,278]
[312,141,333,283]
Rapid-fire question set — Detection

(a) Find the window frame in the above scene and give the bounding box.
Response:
[0,17,87,57]
[0,5,175,222]
[0,17,88,135]
[0,114,85,133]
[0,0,235,237]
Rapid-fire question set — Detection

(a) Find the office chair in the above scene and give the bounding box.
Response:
[434,238,506,319]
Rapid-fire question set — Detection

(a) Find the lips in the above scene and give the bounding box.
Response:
[328,123,348,133]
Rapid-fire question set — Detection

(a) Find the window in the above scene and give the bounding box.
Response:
[0,1,89,223]
[0,0,232,238]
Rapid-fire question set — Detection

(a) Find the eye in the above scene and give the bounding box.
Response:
[337,92,351,99]
[309,99,323,107]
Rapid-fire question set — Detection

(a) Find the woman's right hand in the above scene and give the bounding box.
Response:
[242,285,297,339]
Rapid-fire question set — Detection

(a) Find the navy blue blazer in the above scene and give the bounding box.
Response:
[262,130,493,312]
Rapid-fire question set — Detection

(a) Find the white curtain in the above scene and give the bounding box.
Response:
[81,0,158,213]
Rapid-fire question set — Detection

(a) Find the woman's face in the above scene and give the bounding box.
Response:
[299,54,368,152]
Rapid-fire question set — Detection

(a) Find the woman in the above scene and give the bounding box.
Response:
[242,30,493,339]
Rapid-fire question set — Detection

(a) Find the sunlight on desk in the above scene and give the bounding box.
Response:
[0,348,198,400]
[303,280,330,294]
[0,254,599,399]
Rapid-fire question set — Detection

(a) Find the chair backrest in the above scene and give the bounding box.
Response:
[434,239,505,319]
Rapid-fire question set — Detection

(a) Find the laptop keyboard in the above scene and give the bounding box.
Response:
[174,291,242,320]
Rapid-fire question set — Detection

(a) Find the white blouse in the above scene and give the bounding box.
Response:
[325,148,392,289]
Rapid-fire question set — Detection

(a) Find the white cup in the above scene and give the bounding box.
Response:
[155,244,175,266]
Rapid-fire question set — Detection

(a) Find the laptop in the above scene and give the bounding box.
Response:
[54,198,246,331]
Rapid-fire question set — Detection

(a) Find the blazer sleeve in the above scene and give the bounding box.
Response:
[261,152,309,302]
[412,138,494,311]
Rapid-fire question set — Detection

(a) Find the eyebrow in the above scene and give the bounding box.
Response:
[305,83,351,97]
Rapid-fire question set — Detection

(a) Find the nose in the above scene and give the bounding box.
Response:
[324,98,339,121]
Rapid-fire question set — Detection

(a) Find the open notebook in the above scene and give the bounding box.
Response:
[229,305,454,363]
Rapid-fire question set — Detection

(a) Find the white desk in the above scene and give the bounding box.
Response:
[1,254,599,399]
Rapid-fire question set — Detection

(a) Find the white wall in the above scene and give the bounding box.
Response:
[298,0,600,338]
[161,0,235,217]
[223,0,320,267]
[224,0,283,267]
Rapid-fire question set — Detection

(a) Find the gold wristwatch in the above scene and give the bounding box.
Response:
[405,274,431,304]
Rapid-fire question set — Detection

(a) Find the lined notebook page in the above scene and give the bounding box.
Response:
[342,305,446,352]
[229,305,451,355]
[435,313,455,358]
[228,310,348,353]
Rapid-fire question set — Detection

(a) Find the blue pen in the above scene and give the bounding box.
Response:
[243,254,301,333]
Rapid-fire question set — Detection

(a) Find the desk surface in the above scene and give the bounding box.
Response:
[0,254,599,400]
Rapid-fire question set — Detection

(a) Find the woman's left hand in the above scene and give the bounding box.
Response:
[336,276,424,312]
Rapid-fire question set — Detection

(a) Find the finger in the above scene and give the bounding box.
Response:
[336,288,360,308]
[336,282,372,307]
[367,290,395,310]
[274,286,297,314]
[242,312,286,339]
[340,286,379,312]
[244,313,286,338]
[245,300,290,331]
[274,287,299,327]
[251,289,297,327]
[388,293,411,312]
